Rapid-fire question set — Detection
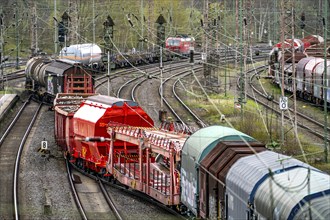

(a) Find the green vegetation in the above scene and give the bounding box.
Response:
[1,0,326,58]
[184,65,330,173]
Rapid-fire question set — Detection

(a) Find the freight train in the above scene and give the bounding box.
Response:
[58,43,160,69]
[25,41,193,101]
[54,93,330,219]
[269,35,324,75]
[269,35,330,106]
[59,42,193,70]
[25,57,94,102]
[273,57,330,105]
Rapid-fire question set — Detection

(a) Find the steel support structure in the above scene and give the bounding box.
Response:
[202,0,210,83]
[15,1,19,69]
[280,0,297,146]
[68,0,79,45]
[323,0,328,162]
[0,10,3,90]
[30,1,38,56]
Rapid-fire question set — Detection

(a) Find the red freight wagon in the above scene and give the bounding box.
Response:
[54,93,95,150]
[54,93,154,174]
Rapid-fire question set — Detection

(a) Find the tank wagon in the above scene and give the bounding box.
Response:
[25,57,94,101]
[54,94,330,219]
[58,43,171,70]
[59,43,102,66]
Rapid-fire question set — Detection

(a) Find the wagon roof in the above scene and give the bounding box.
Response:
[182,125,257,163]
[45,59,74,75]
[87,95,133,106]
[73,95,140,123]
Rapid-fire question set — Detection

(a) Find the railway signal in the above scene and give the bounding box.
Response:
[103,15,115,97]
[103,15,114,57]
[58,12,70,48]
[156,14,167,122]
[58,22,66,43]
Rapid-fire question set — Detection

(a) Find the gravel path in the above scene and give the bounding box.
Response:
[104,185,178,220]
[19,107,80,219]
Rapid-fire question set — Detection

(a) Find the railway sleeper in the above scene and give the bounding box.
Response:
[44,189,52,215]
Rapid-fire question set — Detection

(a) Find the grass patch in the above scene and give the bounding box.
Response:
[184,81,330,173]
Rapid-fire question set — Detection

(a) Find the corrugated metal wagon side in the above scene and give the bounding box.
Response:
[199,141,265,219]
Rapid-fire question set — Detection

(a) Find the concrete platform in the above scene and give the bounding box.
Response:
[0,94,18,122]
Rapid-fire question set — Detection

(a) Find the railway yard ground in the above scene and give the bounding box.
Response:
[1,0,329,218]
[0,56,329,219]
[176,63,330,173]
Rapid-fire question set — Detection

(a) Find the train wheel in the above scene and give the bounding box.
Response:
[99,168,106,177]
[76,158,83,169]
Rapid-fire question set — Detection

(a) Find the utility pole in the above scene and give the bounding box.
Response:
[273,0,278,43]
[103,15,114,96]
[54,0,57,55]
[15,2,19,69]
[147,0,153,52]
[156,14,166,122]
[140,0,144,51]
[238,0,244,119]
[31,1,38,56]
[323,0,328,163]
[291,5,297,146]
[280,0,295,145]
[317,0,324,35]
[202,0,209,85]
[235,0,239,70]
[68,0,78,44]
[223,1,227,97]
[93,0,95,44]
[0,10,4,90]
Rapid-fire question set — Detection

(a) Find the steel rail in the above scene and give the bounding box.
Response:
[13,101,43,220]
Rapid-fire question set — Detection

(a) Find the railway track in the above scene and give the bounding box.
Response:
[158,66,207,131]
[66,159,123,220]
[114,60,201,126]
[69,162,183,220]
[0,97,43,219]
[95,59,196,95]
[159,55,268,130]
[246,65,330,145]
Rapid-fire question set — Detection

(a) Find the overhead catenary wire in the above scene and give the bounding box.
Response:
[6,1,329,218]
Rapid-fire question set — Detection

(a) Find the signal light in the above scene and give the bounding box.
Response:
[301,12,305,21]
[58,22,66,43]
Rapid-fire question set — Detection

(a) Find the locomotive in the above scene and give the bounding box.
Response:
[165,35,195,57]
[54,93,330,219]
